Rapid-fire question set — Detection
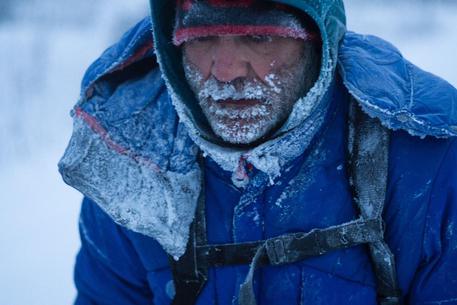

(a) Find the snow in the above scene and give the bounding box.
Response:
[0,1,456,305]
[0,1,148,305]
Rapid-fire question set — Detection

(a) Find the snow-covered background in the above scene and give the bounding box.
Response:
[0,1,455,304]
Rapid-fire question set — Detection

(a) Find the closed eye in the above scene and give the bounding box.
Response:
[192,36,217,43]
[243,35,273,44]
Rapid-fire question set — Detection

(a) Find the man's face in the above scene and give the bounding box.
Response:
[182,35,319,144]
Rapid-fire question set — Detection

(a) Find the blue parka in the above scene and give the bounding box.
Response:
[59,1,457,305]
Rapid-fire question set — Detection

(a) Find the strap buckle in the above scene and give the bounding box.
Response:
[265,237,288,265]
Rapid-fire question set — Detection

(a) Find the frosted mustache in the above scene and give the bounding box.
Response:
[197,77,272,102]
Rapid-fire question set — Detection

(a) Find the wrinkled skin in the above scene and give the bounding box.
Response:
[182,35,320,144]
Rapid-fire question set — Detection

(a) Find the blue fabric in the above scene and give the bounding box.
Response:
[339,32,457,138]
[72,17,457,305]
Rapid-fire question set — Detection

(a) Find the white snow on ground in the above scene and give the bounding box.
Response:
[0,1,455,305]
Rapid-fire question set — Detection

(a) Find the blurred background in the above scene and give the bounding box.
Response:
[0,0,456,304]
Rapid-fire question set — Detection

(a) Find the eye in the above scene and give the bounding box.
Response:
[192,36,217,43]
[184,36,217,50]
[245,35,273,44]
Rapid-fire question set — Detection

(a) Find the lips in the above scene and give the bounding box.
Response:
[208,98,269,120]
[212,98,263,107]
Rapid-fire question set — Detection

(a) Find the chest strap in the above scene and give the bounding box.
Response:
[199,217,383,267]
[169,101,401,305]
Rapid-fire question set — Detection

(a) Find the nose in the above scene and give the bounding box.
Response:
[211,37,250,83]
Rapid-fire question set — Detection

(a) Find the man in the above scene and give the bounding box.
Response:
[59,0,457,304]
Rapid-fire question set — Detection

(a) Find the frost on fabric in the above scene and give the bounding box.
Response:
[273,144,327,209]
[59,118,201,258]
[349,104,389,220]
[79,216,110,262]
[412,179,432,200]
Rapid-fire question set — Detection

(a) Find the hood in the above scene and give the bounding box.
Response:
[148,0,347,183]
[59,1,456,259]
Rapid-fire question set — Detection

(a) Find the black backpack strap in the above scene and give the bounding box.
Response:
[168,157,209,305]
[238,218,385,305]
[348,100,402,305]
[168,221,208,305]
[196,217,382,268]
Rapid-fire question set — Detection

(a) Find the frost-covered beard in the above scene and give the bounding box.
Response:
[183,56,309,145]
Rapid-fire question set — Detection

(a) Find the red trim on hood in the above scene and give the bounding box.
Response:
[75,108,127,155]
[83,40,155,101]
[74,108,161,172]
[110,40,154,72]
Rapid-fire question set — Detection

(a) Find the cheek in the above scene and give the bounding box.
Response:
[183,47,213,79]
[248,56,278,80]
[249,47,305,80]
[275,51,303,70]
[270,40,305,69]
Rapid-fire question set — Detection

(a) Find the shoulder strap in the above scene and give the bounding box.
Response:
[168,156,208,305]
[348,100,401,305]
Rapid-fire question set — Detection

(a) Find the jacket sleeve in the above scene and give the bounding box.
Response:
[74,197,153,305]
[409,140,457,305]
